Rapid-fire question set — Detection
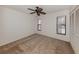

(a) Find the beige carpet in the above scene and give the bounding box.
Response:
[0,34,74,54]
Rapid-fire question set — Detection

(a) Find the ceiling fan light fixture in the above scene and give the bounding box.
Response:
[28,6,46,16]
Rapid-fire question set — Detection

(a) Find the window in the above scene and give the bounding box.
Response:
[56,16,66,35]
[37,19,42,31]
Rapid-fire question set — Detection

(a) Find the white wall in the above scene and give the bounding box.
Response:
[0,6,71,46]
[37,10,70,42]
[70,35,79,53]
[0,7,36,46]
[70,6,79,53]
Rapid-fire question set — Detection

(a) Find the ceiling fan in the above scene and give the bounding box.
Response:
[28,6,46,16]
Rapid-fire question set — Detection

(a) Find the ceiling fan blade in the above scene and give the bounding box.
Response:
[40,12,46,15]
[30,12,36,14]
[28,8,35,11]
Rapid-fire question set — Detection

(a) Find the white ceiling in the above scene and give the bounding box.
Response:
[4,5,72,14]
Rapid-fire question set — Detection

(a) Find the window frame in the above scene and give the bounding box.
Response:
[37,19,42,31]
[56,16,66,35]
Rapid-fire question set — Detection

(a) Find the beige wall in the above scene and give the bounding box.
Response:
[0,7,36,46]
[37,10,70,42]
